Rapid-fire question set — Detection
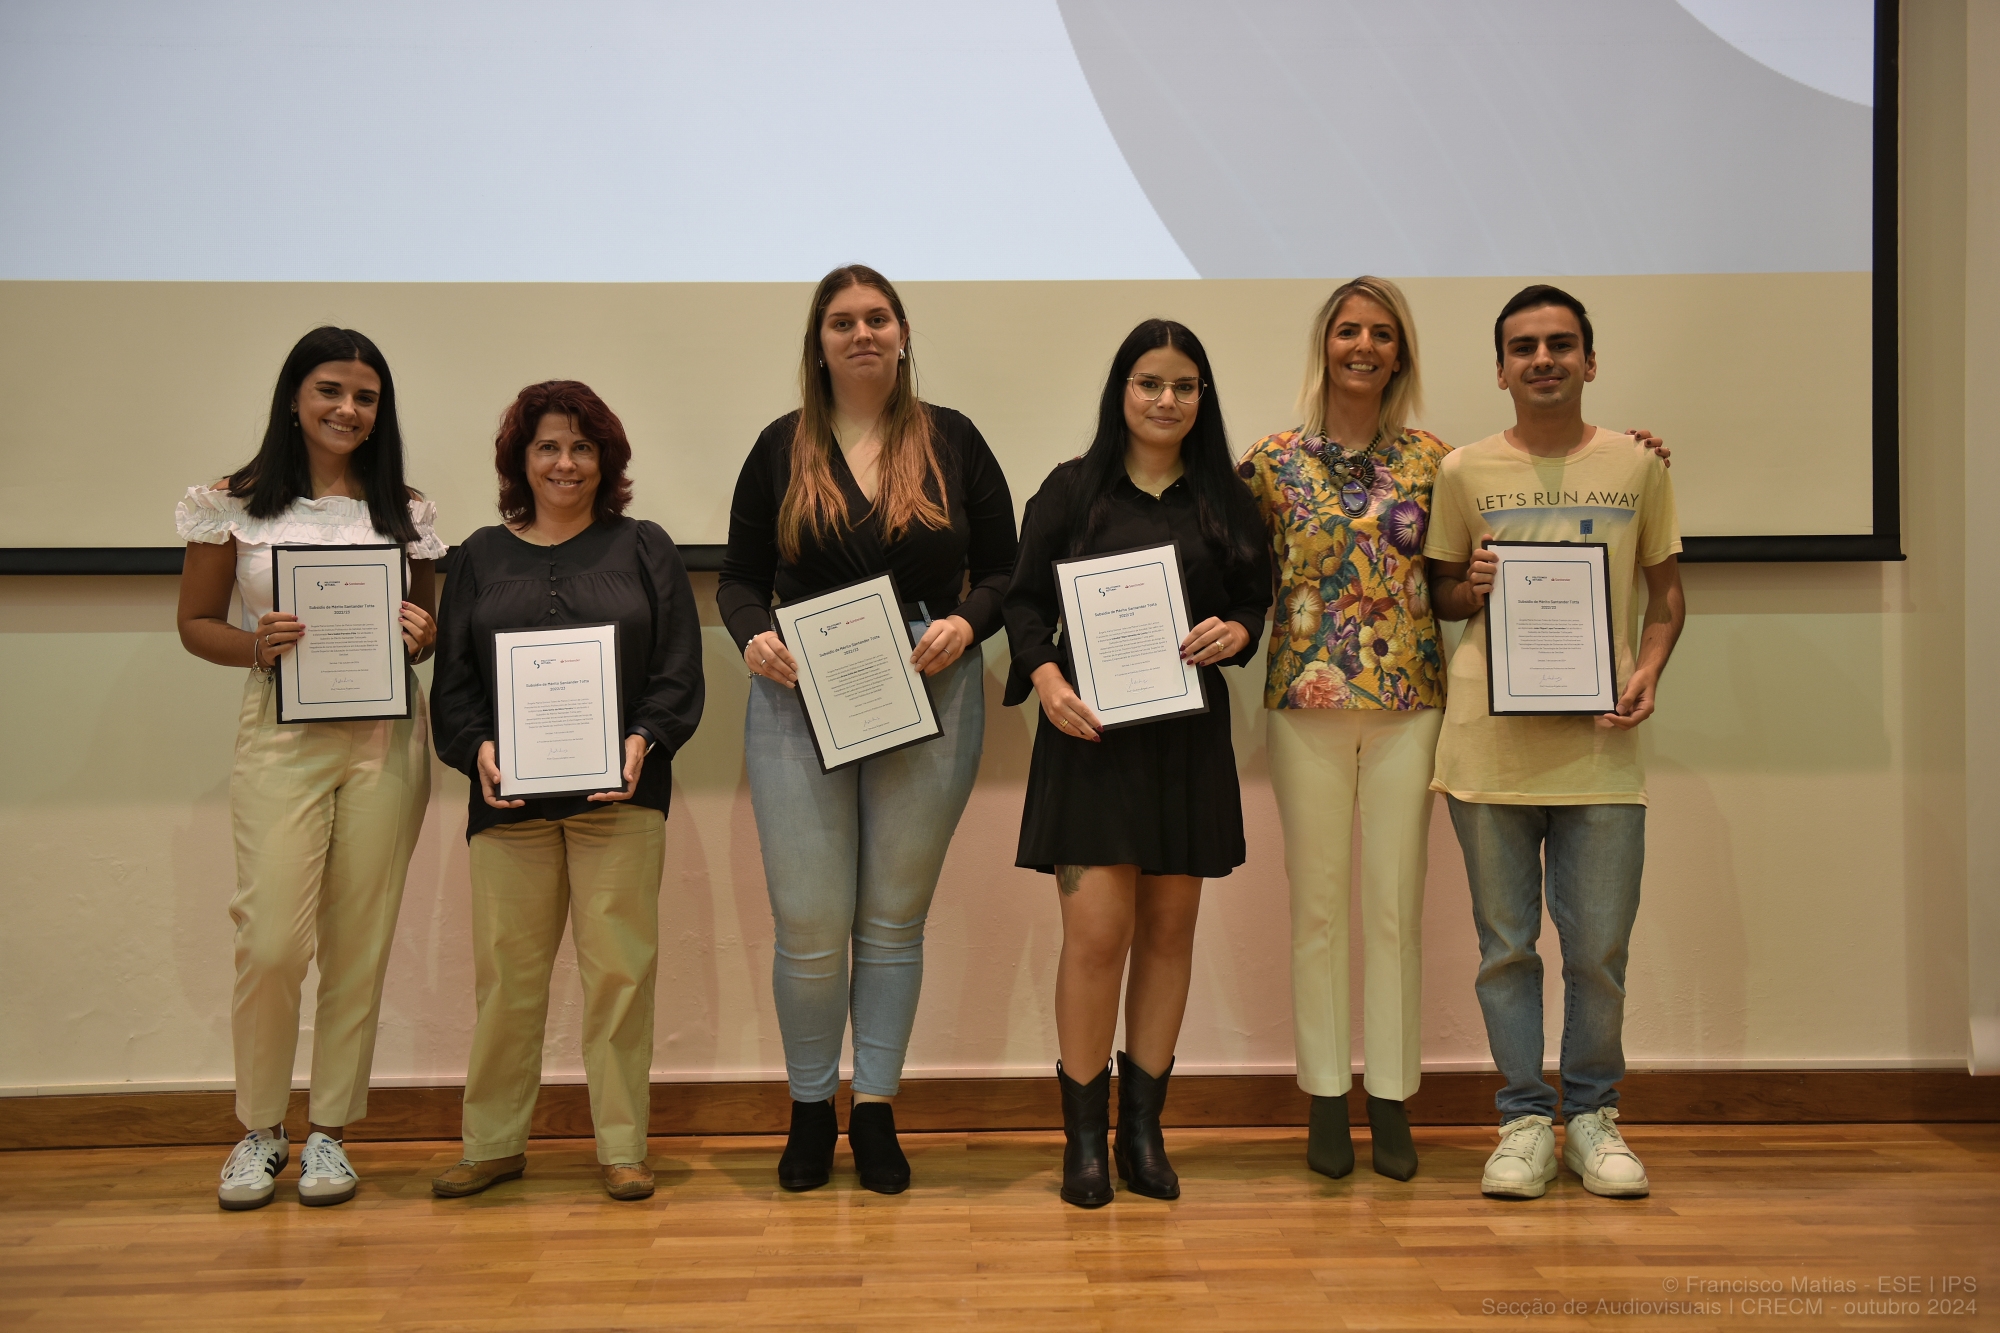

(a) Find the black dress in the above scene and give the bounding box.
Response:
[1003,462,1272,879]
[430,517,706,841]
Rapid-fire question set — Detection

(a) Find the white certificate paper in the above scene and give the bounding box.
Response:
[271,544,409,722]
[1484,540,1620,715]
[1054,542,1206,730]
[774,572,941,773]
[493,622,625,798]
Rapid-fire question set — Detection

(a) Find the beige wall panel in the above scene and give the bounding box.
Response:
[0,554,1966,1096]
[10,3,1980,1100]
[0,273,1869,550]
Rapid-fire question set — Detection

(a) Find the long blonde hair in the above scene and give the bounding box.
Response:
[779,265,947,561]
[1296,275,1425,443]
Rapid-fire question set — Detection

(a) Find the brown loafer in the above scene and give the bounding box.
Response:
[602,1161,654,1201]
[431,1154,527,1198]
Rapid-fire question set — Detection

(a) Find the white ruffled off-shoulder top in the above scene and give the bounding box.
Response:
[175,486,448,631]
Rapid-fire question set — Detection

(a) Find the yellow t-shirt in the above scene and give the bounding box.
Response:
[1422,429,1681,805]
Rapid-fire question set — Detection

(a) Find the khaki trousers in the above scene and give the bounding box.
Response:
[1269,706,1442,1101]
[228,669,431,1130]
[463,804,664,1165]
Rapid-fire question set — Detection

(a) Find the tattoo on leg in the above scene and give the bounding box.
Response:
[1057,864,1086,896]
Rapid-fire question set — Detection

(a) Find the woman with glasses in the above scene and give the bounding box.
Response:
[718,264,1018,1195]
[1238,277,1666,1183]
[1004,319,1271,1207]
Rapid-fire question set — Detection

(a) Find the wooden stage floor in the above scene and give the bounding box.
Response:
[3,1125,1996,1331]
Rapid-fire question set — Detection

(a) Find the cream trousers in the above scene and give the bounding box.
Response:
[1268,706,1442,1101]
[228,669,431,1131]
[462,804,664,1166]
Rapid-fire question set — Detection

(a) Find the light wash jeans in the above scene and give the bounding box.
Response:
[745,648,984,1101]
[1445,797,1645,1124]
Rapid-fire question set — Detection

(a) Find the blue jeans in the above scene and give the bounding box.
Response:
[745,649,984,1101]
[1445,797,1645,1124]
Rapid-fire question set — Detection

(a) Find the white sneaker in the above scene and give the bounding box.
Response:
[217,1129,288,1211]
[298,1132,359,1207]
[1563,1107,1650,1197]
[1481,1115,1556,1198]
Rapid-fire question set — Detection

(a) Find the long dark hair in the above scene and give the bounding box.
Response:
[1067,319,1261,572]
[494,380,635,526]
[225,326,420,545]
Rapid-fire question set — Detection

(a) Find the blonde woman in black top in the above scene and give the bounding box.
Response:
[718,264,1017,1194]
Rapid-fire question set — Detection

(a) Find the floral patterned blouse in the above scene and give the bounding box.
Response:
[1237,427,1452,711]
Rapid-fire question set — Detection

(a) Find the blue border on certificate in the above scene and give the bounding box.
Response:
[1500,558,1604,700]
[505,638,614,783]
[793,590,929,754]
[288,562,397,705]
[1065,557,1192,715]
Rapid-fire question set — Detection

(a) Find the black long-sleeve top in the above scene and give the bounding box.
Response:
[1002,461,1273,706]
[716,406,1018,650]
[430,517,706,840]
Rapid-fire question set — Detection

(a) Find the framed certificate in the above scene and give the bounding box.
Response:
[271,544,409,722]
[1483,540,1620,715]
[1053,542,1207,731]
[492,622,626,799]
[774,571,942,773]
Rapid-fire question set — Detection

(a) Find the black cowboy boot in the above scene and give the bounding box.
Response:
[1307,1093,1356,1179]
[1057,1061,1113,1208]
[848,1100,911,1195]
[1112,1052,1180,1200]
[777,1098,837,1191]
[1367,1095,1419,1181]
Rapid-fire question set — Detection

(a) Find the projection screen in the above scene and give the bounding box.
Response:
[0,0,1897,569]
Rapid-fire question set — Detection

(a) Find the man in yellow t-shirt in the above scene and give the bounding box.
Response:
[1425,286,1686,1203]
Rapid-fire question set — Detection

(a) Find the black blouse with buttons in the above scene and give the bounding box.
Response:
[430,517,706,841]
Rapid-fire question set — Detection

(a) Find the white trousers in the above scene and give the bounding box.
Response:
[228,669,430,1130]
[1268,706,1442,1101]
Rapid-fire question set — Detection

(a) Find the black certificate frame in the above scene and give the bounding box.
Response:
[1052,539,1209,734]
[270,542,410,724]
[492,620,627,800]
[1482,539,1620,718]
[775,569,944,775]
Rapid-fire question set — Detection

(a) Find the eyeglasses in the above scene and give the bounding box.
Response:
[1127,375,1204,405]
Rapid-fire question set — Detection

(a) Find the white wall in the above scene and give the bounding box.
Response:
[0,2,1985,1099]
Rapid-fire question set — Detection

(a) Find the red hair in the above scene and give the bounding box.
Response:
[494,381,635,525]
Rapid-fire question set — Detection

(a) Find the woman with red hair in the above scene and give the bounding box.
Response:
[428,381,705,1202]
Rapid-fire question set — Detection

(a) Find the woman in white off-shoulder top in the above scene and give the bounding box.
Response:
[174,326,444,1212]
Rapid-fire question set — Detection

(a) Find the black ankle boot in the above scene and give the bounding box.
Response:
[848,1101,910,1195]
[1307,1093,1355,1179]
[1112,1052,1180,1200]
[1057,1061,1113,1208]
[1367,1095,1418,1181]
[777,1098,837,1191]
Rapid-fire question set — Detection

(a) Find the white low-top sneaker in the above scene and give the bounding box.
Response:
[1481,1114,1557,1199]
[1563,1107,1650,1197]
[217,1129,288,1211]
[297,1132,359,1207]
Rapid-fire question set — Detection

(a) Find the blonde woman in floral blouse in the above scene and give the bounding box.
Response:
[1240,278,1668,1183]
[1238,276,1443,1182]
